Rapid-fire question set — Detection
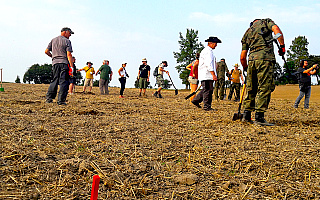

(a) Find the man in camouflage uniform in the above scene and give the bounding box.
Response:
[240,18,285,126]
[214,58,229,100]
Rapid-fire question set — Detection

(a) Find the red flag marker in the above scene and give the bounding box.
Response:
[90,175,100,200]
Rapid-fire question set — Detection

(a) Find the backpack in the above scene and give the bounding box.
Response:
[153,66,159,77]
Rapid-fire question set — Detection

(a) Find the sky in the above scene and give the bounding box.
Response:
[1,0,320,88]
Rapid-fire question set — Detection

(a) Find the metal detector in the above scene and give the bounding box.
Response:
[185,84,201,100]
[168,74,178,95]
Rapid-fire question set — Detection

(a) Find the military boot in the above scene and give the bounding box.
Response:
[254,112,274,126]
[242,110,253,124]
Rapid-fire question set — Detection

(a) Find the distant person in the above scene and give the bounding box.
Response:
[240,18,285,126]
[45,27,74,105]
[153,61,169,98]
[96,60,112,95]
[68,56,77,95]
[138,58,150,96]
[186,53,200,102]
[214,58,229,100]
[118,62,129,98]
[191,36,220,111]
[78,62,95,93]
[228,63,244,101]
[294,60,318,109]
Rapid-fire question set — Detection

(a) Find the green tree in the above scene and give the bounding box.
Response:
[287,36,309,67]
[273,62,283,85]
[173,29,204,89]
[281,61,297,84]
[15,75,21,83]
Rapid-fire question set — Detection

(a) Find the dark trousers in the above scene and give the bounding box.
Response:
[192,80,214,110]
[46,63,69,103]
[119,77,126,95]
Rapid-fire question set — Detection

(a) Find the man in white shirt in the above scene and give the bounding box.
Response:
[191,36,221,111]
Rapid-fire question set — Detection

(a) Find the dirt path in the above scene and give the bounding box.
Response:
[0,83,319,199]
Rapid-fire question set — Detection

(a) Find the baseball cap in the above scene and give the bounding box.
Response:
[61,27,74,34]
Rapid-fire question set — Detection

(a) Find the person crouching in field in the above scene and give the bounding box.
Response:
[118,62,129,98]
[96,60,112,95]
[186,53,200,102]
[78,62,95,93]
[294,60,318,109]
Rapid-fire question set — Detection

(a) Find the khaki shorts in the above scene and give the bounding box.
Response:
[84,78,93,87]
[188,76,199,85]
[156,75,165,88]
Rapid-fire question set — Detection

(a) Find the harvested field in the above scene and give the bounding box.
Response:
[0,83,320,199]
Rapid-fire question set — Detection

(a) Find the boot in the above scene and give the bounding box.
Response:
[242,110,253,123]
[255,112,274,126]
[153,91,158,98]
[158,93,163,98]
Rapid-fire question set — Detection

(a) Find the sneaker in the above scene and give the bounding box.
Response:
[57,102,67,105]
[119,95,124,98]
[46,99,53,103]
[204,107,214,111]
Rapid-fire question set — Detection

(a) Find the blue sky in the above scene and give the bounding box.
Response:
[1,0,320,88]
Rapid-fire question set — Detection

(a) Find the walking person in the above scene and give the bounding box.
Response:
[78,62,95,93]
[138,58,150,96]
[240,18,285,126]
[45,27,74,105]
[214,58,229,100]
[186,53,200,102]
[228,63,244,101]
[68,56,77,95]
[191,36,220,111]
[153,61,169,98]
[96,60,112,95]
[118,62,128,98]
[294,60,318,109]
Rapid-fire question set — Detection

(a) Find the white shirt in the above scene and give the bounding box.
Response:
[198,46,217,81]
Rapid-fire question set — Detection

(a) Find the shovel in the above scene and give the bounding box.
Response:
[232,72,247,121]
[168,74,178,95]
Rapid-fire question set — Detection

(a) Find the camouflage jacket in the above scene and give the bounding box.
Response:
[241,18,276,61]
[216,61,228,79]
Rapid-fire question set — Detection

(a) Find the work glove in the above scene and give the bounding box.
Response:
[278,44,285,56]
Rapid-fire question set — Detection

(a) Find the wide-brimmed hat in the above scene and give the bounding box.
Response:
[86,61,93,65]
[205,36,221,43]
[142,58,147,62]
[61,27,74,34]
[234,63,239,67]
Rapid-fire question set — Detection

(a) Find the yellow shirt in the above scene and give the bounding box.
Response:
[83,66,95,79]
[231,69,241,83]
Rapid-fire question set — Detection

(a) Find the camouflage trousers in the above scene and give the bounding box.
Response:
[214,79,225,100]
[243,60,275,112]
[228,82,241,100]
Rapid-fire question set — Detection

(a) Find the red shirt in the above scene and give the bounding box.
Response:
[188,60,199,79]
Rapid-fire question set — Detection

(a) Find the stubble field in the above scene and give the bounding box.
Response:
[0,83,320,199]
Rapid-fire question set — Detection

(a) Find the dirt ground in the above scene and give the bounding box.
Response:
[0,83,319,200]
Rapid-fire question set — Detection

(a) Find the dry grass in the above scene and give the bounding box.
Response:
[0,83,319,199]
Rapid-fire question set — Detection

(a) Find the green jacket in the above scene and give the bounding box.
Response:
[216,61,228,80]
[241,18,276,61]
[98,64,112,81]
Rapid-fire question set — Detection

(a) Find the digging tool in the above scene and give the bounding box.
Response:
[168,74,178,95]
[0,68,4,92]
[232,71,247,121]
[185,84,201,100]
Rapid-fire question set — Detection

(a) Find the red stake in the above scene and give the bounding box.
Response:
[90,175,100,200]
